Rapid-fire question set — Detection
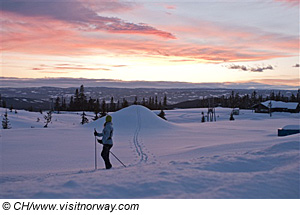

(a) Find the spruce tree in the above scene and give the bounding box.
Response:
[201,112,205,123]
[142,97,146,106]
[2,100,7,108]
[74,89,80,110]
[44,111,52,128]
[163,94,167,107]
[79,85,87,110]
[122,98,128,108]
[133,96,138,105]
[93,99,100,120]
[110,97,115,111]
[54,97,60,113]
[229,112,235,121]
[100,99,107,117]
[81,111,89,125]
[2,110,11,129]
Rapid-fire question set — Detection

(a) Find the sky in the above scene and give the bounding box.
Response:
[1,0,299,89]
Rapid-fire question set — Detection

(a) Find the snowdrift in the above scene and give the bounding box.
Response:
[86,105,174,131]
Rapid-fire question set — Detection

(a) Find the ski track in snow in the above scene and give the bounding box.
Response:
[131,106,148,165]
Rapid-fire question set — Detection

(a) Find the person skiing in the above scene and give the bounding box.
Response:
[94,115,114,169]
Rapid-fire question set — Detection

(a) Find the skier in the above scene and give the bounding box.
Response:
[94,115,114,169]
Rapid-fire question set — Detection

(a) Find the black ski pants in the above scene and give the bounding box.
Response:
[101,144,113,169]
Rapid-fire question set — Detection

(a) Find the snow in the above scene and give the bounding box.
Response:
[0,106,299,198]
[282,125,300,130]
[261,100,299,110]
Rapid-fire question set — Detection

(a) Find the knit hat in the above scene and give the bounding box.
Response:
[106,115,112,122]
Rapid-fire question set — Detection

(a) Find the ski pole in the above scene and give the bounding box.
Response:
[94,128,97,170]
[110,151,126,168]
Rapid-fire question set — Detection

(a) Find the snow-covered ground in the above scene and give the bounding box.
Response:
[0,106,299,198]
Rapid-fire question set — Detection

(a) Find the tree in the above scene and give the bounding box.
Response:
[133,96,138,105]
[100,99,107,117]
[201,112,205,123]
[79,85,87,110]
[122,98,128,108]
[229,112,235,121]
[110,97,115,111]
[81,111,89,125]
[163,94,167,107]
[54,97,60,113]
[74,89,80,110]
[2,110,11,129]
[93,99,100,120]
[2,100,6,108]
[44,111,52,128]
[69,96,74,111]
[61,97,67,111]
[142,97,146,106]
[157,110,167,120]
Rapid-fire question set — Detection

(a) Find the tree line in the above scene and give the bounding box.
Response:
[195,90,300,109]
[52,85,168,118]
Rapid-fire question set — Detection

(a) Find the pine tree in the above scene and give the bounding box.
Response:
[74,89,80,110]
[79,85,87,110]
[116,100,120,111]
[100,99,107,117]
[163,94,167,107]
[61,97,67,111]
[142,97,146,106]
[2,100,7,108]
[201,112,205,123]
[69,96,74,111]
[2,110,11,129]
[54,97,60,113]
[122,98,128,108]
[133,96,138,105]
[93,99,100,120]
[44,111,52,128]
[229,112,235,121]
[110,97,115,111]
[81,111,89,125]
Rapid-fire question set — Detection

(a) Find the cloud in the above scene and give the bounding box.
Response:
[274,0,299,6]
[293,64,299,67]
[226,64,274,72]
[0,1,297,63]
[1,0,175,39]
[32,63,115,72]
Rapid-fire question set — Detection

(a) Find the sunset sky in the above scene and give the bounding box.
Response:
[1,0,299,89]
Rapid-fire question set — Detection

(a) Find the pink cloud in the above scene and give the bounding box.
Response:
[1,1,175,39]
[274,0,299,6]
[165,5,176,10]
[0,6,297,64]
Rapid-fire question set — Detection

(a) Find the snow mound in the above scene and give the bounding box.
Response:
[282,125,300,130]
[86,105,174,131]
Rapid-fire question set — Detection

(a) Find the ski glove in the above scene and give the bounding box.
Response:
[94,130,98,136]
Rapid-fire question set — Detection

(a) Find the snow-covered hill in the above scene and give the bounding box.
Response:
[0,106,299,198]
